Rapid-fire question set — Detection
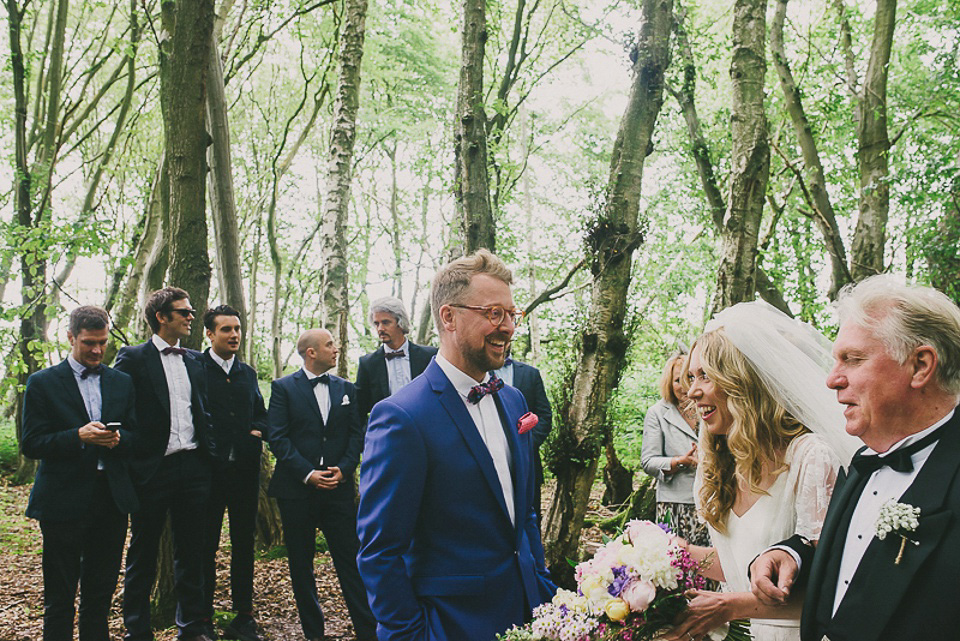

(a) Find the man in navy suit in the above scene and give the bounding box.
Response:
[357,249,555,641]
[22,306,138,641]
[198,305,268,641]
[494,354,553,518]
[355,296,437,420]
[115,287,216,641]
[749,276,960,641]
[266,328,376,641]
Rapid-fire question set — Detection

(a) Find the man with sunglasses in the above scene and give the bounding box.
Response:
[358,249,555,641]
[116,287,216,641]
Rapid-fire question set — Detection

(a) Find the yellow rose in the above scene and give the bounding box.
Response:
[604,598,630,621]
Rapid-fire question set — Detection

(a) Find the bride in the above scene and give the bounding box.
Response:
[662,302,858,641]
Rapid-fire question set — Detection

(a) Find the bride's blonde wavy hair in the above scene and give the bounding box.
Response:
[689,328,809,533]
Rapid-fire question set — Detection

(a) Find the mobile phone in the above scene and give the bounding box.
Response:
[105,422,121,432]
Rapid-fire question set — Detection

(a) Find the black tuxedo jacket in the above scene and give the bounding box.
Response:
[797,410,960,641]
[266,369,364,499]
[114,340,214,483]
[197,349,266,464]
[355,341,437,418]
[510,360,553,485]
[22,360,139,520]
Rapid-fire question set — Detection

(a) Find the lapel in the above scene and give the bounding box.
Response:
[427,362,513,525]
[373,347,390,397]
[144,341,171,417]
[829,418,960,640]
[510,361,526,390]
[327,375,342,426]
[409,343,431,378]
[293,369,324,424]
[494,391,524,530]
[663,402,698,442]
[99,366,117,421]
[55,360,90,420]
[182,350,204,402]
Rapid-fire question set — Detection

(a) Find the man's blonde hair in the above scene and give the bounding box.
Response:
[431,249,513,334]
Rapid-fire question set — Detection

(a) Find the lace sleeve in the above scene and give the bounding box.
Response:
[790,433,842,541]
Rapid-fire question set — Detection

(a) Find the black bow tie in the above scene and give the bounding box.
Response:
[310,374,330,387]
[161,346,186,356]
[851,423,947,476]
[385,350,406,360]
[468,376,504,404]
[80,365,103,380]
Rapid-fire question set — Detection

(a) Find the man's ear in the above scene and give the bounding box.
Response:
[438,305,456,332]
[910,345,938,389]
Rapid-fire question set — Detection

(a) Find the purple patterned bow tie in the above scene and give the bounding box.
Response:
[161,346,186,356]
[468,376,504,404]
[385,350,406,360]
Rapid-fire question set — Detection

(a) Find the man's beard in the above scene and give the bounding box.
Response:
[462,335,509,374]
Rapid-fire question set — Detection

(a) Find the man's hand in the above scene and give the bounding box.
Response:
[249,429,262,439]
[78,421,120,448]
[750,549,797,605]
[308,466,343,490]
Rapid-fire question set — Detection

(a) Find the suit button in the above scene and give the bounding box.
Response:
[226,378,231,383]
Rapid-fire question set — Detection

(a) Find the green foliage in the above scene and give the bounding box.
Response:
[0,419,19,478]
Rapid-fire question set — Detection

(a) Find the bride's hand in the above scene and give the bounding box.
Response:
[660,590,735,641]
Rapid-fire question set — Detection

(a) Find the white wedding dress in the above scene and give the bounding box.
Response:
[700,433,841,641]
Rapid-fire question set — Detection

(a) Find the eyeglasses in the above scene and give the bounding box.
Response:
[167,308,196,318]
[450,304,524,327]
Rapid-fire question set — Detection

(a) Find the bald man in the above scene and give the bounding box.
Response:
[265,329,375,641]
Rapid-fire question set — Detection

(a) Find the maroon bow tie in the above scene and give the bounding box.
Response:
[468,376,504,404]
[80,365,103,379]
[161,346,186,356]
[385,350,406,360]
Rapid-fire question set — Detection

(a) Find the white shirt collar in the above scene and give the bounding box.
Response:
[67,354,86,376]
[869,407,957,457]
[385,339,409,355]
[208,349,235,373]
[436,353,489,400]
[152,334,180,352]
[301,366,328,383]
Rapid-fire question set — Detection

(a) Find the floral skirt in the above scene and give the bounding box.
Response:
[656,501,710,547]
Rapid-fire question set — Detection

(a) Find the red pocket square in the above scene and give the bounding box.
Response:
[517,412,538,435]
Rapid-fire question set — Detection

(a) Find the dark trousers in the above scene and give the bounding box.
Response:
[277,486,376,640]
[39,474,127,641]
[202,456,260,617]
[123,450,211,641]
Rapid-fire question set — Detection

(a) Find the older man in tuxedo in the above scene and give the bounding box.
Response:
[116,287,216,641]
[267,328,376,641]
[355,296,437,420]
[357,249,555,641]
[750,275,960,641]
[22,306,138,641]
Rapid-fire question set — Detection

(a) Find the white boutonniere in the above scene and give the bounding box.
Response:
[341,394,350,406]
[875,500,920,565]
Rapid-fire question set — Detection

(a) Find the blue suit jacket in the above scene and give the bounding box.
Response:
[357,359,555,641]
[266,369,364,498]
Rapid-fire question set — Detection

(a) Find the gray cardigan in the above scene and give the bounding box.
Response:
[640,399,699,504]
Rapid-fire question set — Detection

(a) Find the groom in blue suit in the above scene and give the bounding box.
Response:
[357,249,555,641]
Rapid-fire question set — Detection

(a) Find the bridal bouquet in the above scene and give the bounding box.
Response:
[499,520,749,641]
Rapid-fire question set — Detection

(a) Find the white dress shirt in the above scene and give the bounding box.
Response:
[67,355,102,423]
[832,408,955,613]
[208,349,235,375]
[302,366,332,483]
[385,340,412,395]
[436,353,515,525]
[152,334,197,455]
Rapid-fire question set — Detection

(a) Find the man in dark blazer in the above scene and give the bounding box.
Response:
[494,354,553,517]
[749,275,960,641]
[357,250,555,641]
[355,296,437,419]
[22,306,138,641]
[198,305,268,641]
[266,328,376,641]
[115,287,216,641]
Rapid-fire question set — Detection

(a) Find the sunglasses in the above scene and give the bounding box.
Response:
[450,304,524,327]
[167,308,196,318]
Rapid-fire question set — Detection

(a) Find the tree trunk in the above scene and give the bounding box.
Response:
[319,0,367,376]
[206,34,247,334]
[601,441,634,507]
[714,0,769,311]
[454,0,495,253]
[850,0,896,281]
[770,0,851,299]
[541,0,672,588]
[926,153,960,306]
[160,0,214,350]
[256,452,284,548]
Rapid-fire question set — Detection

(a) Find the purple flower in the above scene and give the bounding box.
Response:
[608,565,630,596]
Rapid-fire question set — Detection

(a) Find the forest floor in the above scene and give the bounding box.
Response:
[0,480,610,641]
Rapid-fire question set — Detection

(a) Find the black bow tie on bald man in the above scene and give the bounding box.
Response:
[309,374,331,387]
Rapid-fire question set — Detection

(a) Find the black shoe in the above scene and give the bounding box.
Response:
[223,614,263,641]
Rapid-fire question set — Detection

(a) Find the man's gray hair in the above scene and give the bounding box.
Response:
[369,296,411,334]
[431,249,513,335]
[837,274,960,395]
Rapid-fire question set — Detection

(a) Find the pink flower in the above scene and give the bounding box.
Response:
[517,412,539,434]
[621,579,656,613]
